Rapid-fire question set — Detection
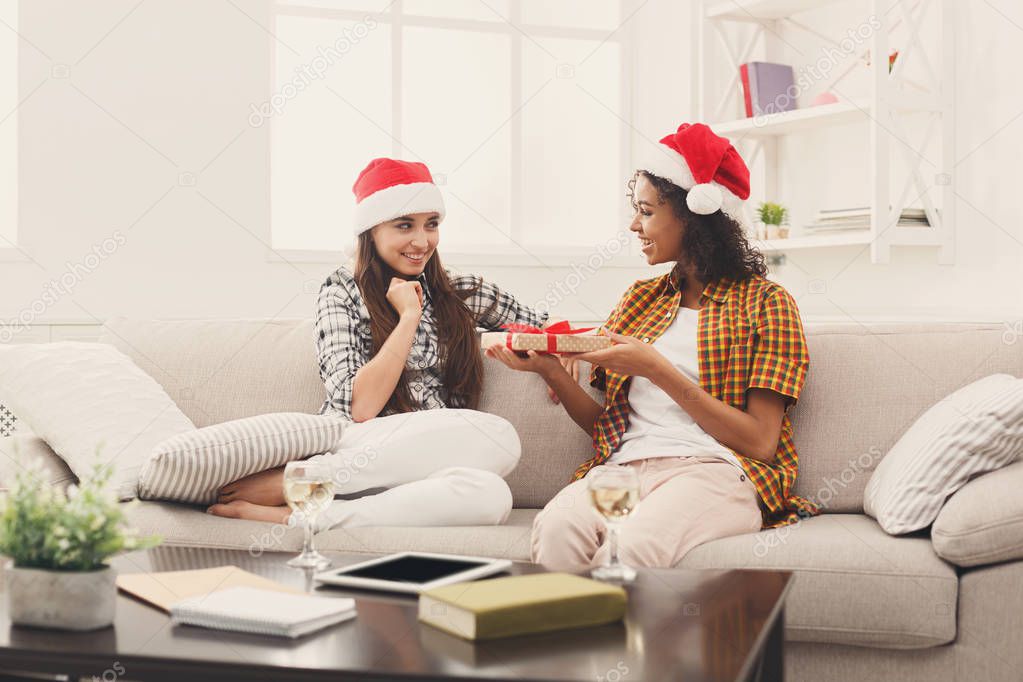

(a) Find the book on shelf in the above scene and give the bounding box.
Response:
[739,62,797,117]
[806,207,932,231]
[815,207,927,220]
[739,63,753,117]
[815,206,871,219]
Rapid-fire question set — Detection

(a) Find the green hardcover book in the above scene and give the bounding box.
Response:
[417,572,627,641]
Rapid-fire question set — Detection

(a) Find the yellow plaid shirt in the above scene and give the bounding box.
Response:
[575,271,819,529]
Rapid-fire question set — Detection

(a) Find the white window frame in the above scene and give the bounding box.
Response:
[268,0,636,267]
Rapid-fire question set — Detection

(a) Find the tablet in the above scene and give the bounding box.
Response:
[315,551,512,594]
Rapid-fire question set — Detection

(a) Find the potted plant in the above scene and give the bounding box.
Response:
[0,454,159,630]
[756,202,789,240]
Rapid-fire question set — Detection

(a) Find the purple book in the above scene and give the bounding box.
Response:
[747,62,796,116]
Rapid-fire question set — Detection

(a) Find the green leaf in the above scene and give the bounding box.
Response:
[0,450,161,570]
[757,202,788,225]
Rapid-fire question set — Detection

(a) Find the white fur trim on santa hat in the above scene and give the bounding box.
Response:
[639,145,747,226]
[642,145,697,191]
[353,181,445,235]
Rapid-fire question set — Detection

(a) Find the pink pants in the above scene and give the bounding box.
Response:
[531,456,764,570]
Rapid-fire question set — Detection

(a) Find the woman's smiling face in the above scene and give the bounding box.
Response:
[370,212,440,277]
[629,173,684,266]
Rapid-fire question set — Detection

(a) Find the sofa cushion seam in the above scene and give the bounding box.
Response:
[786,624,951,640]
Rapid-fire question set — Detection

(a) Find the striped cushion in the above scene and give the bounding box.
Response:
[138,413,348,505]
[864,374,1023,535]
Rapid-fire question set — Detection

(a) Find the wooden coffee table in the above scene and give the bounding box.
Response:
[0,546,790,681]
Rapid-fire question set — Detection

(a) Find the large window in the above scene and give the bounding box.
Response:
[0,0,16,250]
[268,0,630,259]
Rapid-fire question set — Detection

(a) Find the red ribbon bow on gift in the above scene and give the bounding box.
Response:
[500,321,595,353]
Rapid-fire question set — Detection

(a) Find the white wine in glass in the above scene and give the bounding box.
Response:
[590,486,639,521]
[284,461,335,569]
[588,466,640,583]
[284,480,335,517]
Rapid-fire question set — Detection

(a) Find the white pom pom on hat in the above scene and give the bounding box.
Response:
[685,183,724,215]
[638,123,751,225]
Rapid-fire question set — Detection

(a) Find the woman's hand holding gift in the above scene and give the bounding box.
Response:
[572,330,672,380]
[485,326,604,436]
[485,346,564,380]
[484,320,581,403]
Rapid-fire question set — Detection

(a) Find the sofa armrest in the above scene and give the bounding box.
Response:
[932,460,1023,567]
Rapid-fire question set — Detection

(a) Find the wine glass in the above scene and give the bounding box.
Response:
[588,466,640,583]
[283,461,335,569]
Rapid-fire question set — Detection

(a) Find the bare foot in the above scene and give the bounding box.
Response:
[207,500,291,525]
[217,466,286,506]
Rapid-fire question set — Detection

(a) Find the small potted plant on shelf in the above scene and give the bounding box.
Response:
[0,453,160,631]
[756,202,789,240]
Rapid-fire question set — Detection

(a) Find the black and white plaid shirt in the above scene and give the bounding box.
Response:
[316,266,548,419]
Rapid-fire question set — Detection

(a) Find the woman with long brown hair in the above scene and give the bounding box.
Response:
[208,158,549,530]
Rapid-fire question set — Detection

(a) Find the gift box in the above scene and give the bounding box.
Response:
[481,322,612,354]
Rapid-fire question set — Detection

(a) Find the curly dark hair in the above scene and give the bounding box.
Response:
[628,171,767,283]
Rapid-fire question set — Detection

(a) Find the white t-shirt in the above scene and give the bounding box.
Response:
[609,307,744,471]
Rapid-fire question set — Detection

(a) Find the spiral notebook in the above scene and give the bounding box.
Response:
[170,586,357,638]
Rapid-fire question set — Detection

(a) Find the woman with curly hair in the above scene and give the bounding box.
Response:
[488,123,818,570]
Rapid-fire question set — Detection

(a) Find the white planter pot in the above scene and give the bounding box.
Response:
[4,562,116,630]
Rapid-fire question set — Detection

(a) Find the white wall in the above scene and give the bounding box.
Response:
[0,0,1020,336]
[0,0,17,248]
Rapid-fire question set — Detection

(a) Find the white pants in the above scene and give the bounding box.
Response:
[303,409,521,532]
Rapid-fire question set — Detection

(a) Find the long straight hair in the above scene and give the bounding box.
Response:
[353,232,486,415]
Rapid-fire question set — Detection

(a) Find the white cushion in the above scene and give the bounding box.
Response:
[139,412,347,505]
[864,373,1023,534]
[931,461,1023,567]
[0,342,195,500]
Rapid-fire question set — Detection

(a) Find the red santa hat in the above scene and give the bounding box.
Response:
[352,158,445,236]
[639,123,751,225]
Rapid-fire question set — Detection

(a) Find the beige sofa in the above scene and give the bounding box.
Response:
[4,317,1022,681]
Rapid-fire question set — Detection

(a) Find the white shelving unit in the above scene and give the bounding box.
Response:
[753,230,873,253]
[695,0,955,264]
[710,99,870,137]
